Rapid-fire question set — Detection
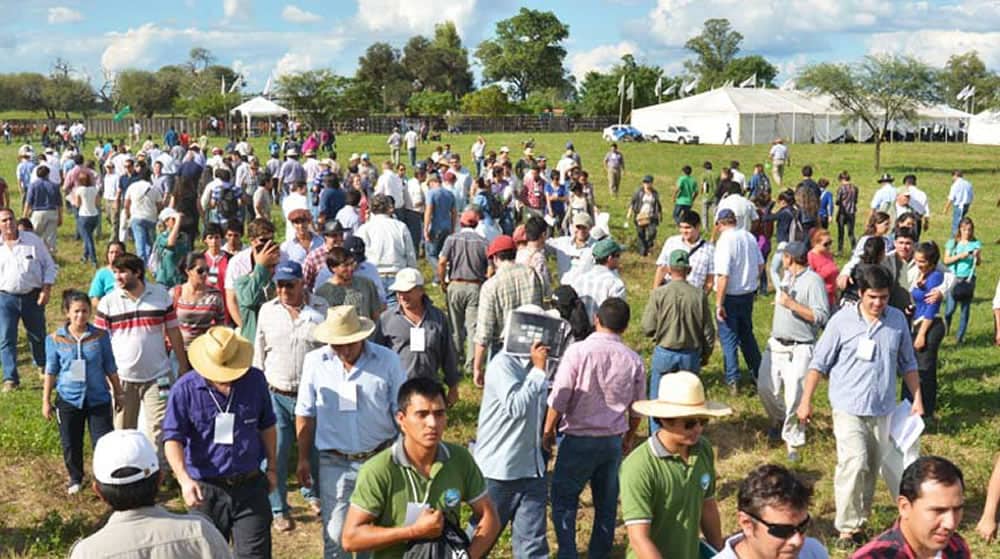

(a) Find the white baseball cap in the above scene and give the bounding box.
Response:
[389,268,425,292]
[93,430,160,485]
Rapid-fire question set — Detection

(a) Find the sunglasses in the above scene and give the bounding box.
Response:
[674,417,709,430]
[192,267,209,275]
[742,510,811,539]
[822,241,832,247]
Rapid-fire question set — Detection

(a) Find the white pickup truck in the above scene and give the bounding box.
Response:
[643,125,699,144]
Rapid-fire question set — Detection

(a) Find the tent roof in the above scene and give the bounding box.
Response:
[230,96,288,117]
[972,109,1000,124]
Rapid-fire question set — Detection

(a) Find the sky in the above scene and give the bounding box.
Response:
[0,0,998,92]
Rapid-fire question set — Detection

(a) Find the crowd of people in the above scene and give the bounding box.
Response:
[1,128,998,559]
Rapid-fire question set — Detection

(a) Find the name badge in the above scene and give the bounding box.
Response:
[338,381,358,412]
[404,502,430,527]
[410,327,426,353]
[214,412,235,445]
[856,338,876,362]
[69,359,86,383]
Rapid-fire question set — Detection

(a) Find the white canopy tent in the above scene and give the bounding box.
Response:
[629,87,971,145]
[229,96,289,130]
[968,110,1000,145]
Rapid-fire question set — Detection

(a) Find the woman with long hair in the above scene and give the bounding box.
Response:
[69,171,100,266]
[906,241,945,419]
[808,228,839,308]
[944,216,981,343]
[172,252,226,349]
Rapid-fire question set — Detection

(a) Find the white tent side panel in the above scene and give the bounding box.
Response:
[631,108,739,144]
[968,111,1000,145]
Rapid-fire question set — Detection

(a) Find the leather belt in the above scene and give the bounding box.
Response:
[774,337,813,346]
[268,384,298,398]
[203,470,261,488]
[323,439,393,462]
[449,279,482,284]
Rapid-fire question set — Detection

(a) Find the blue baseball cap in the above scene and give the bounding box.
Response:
[273,261,303,282]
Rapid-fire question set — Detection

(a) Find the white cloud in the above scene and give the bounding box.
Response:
[223,0,251,20]
[47,7,83,24]
[274,51,314,77]
[282,5,322,24]
[568,41,640,80]
[355,0,478,36]
[867,30,1000,68]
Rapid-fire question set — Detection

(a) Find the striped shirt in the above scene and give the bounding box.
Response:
[656,234,715,290]
[475,261,544,348]
[570,264,626,319]
[172,286,226,348]
[95,283,178,382]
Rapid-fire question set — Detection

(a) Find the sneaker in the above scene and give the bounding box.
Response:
[727,383,739,396]
[67,483,82,495]
[273,513,295,532]
[1,380,17,393]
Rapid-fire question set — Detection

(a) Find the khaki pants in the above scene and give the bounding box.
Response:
[831,410,896,533]
[115,376,171,472]
[757,339,812,450]
[607,168,621,195]
[772,161,785,186]
[446,282,480,371]
[30,209,58,253]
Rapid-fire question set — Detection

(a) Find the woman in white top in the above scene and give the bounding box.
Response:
[70,171,101,266]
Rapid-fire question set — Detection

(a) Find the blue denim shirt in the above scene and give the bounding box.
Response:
[45,324,117,409]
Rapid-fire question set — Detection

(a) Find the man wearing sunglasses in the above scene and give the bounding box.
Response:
[621,371,732,559]
[712,464,828,559]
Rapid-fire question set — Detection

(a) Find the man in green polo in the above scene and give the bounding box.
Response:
[342,377,500,558]
[620,371,732,559]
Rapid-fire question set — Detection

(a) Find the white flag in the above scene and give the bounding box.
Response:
[221,76,226,95]
[956,85,971,101]
[739,73,757,88]
[683,78,698,94]
[780,79,797,91]
[263,76,273,96]
[655,76,663,97]
[617,75,625,97]
[722,79,734,88]
[966,85,976,99]
[663,83,677,97]
[228,77,241,93]
[626,81,635,101]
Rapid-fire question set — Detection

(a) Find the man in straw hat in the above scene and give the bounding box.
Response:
[295,305,406,559]
[544,297,645,558]
[621,371,731,559]
[870,173,897,217]
[69,429,233,559]
[163,326,278,558]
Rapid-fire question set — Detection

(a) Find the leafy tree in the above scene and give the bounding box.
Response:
[114,70,176,117]
[407,91,456,116]
[42,75,95,119]
[684,18,743,88]
[187,47,215,73]
[276,70,356,128]
[575,54,671,117]
[460,86,515,116]
[356,42,411,112]
[938,51,999,110]
[721,55,778,88]
[402,22,474,100]
[475,8,571,101]
[799,54,937,169]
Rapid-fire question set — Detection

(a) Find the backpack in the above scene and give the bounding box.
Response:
[479,190,504,220]
[788,209,807,243]
[217,185,240,221]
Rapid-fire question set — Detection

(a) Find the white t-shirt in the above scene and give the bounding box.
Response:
[375,171,406,209]
[125,180,162,223]
[948,177,974,207]
[404,130,419,149]
[102,173,120,201]
[729,169,746,187]
[73,185,100,217]
[769,143,789,162]
[716,194,758,231]
[714,227,764,295]
[712,534,827,559]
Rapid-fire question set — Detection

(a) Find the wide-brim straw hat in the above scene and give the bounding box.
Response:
[313,305,376,345]
[632,371,733,419]
[188,327,254,383]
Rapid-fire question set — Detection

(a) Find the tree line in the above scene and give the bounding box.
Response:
[0,10,996,129]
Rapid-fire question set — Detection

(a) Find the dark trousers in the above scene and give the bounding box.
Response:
[77,215,99,265]
[636,223,657,257]
[837,213,856,253]
[55,398,113,484]
[551,434,622,559]
[903,318,945,419]
[673,204,690,225]
[195,474,273,559]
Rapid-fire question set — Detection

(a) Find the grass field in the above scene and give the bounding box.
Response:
[1,132,999,558]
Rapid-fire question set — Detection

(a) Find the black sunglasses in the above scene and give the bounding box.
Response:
[192,266,209,275]
[742,510,810,539]
[675,417,709,430]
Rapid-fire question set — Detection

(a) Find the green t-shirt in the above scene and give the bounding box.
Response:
[620,435,717,559]
[350,440,488,559]
[676,175,698,207]
[154,231,191,288]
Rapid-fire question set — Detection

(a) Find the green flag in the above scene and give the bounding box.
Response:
[113,105,132,122]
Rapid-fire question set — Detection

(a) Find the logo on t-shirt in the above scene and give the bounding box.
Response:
[444,488,461,508]
[700,473,711,491]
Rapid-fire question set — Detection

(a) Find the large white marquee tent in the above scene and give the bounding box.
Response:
[630,87,971,145]
[968,110,1000,145]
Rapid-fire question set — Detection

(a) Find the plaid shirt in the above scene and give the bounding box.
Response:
[836,182,859,217]
[570,264,626,319]
[302,244,330,292]
[852,522,970,559]
[655,234,715,290]
[475,261,544,347]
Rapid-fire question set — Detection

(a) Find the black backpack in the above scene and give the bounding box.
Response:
[217,185,240,221]
[479,190,504,220]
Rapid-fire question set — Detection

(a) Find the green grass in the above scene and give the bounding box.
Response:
[1,133,1000,557]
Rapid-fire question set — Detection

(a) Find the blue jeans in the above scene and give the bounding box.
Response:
[0,289,47,385]
[951,204,969,236]
[318,452,370,559]
[487,477,549,559]
[267,392,318,514]
[77,215,99,264]
[380,276,397,310]
[131,218,155,262]
[408,147,417,167]
[718,292,762,386]
[425,230,449,283]
[649,346,701,433]
[551,434,622,559]
[945,276,975,343]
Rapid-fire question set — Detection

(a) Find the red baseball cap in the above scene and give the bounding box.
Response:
[487,235,516,257]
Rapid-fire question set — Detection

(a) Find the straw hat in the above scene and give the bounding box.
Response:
[188,327,254,383]
[632,371,733,419]
[313,306,376,345]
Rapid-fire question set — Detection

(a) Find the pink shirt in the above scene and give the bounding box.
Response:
[547,332,646,437]
[807,250,839,306]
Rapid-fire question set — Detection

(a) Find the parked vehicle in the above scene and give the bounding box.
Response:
[643,125,699,144]
[602,124,644,142]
